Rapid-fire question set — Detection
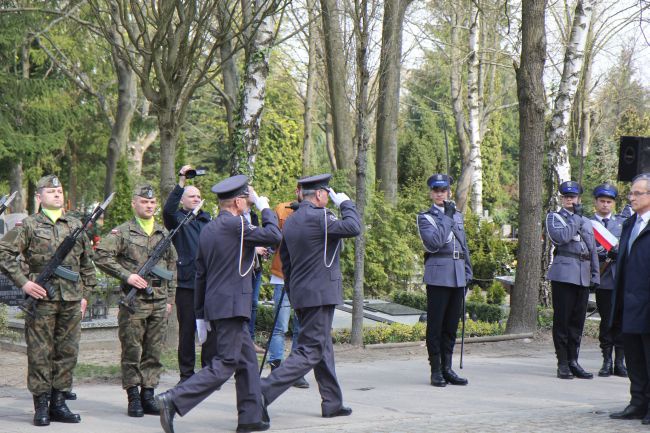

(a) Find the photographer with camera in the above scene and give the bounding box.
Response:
[416,174,473,388]
[163,165,214,384]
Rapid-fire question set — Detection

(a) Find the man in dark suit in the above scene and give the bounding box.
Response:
[610,173,650,424]
[261,174,361,418]
[156,175,281,433]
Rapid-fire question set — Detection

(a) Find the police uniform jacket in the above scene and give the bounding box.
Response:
[546,208,599,287]
[589,214,625,290]
[162,185,211,289]
[612,213,650,334]
[280,200,361,310]
[417,206,473,288]
[95,219,177,304]
[0,212,96,300]
[195,208,281,321]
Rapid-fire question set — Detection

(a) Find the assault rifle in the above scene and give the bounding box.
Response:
[0,191,18,216]
[20,193,115,316]
[119,200,205,314]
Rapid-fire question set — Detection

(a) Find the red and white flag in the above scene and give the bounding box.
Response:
[592,220,619,251]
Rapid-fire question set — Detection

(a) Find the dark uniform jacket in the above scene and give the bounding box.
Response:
[612,213,650,334]
[195,208,281,321]
[280,200,361,310]
[546,208,599,287]
[417,206,473,288]
[589,213,625,290]
[95,219,177,304]
[162,185,211,289]
[0,212,96,300]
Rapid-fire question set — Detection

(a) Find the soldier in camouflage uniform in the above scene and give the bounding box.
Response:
[0,175,96,426]
[94,184,177,418]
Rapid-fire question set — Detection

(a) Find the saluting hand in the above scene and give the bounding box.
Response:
[127,274,149,289]
[22,281,47,299]
[443,200,456,218]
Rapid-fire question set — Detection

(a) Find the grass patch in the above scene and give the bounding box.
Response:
[74,363,121,380]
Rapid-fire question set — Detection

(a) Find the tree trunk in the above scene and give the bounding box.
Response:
[302,0,318,175]
[158,110,179,199]
[375,0,411,205]
[9,161,25,213]
[547,0,594,190]
[68,139,78,209]
[128,130,159,176]
[325,111,338,171]
[506,0,548,334]
[320,0,356,183]
[467,6,483,216]
[218,1,240,141]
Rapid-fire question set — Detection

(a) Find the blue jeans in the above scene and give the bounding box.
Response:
[249,269,263,339]
[268,284,300,363]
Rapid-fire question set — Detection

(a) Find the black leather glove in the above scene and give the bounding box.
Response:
[607,249,618,260]
[443,200,456,218]
[590,283,599,292]
[572,203,583,216]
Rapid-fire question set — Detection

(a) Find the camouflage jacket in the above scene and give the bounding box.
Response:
[0,211,97,301]
[94,218,177,304]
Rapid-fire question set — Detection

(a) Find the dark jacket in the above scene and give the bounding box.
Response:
[612,213,650,334]
[280,200,361,310]
[195,208,281,321]
[162,185,212,289]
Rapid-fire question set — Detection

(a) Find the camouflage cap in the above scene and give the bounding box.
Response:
[36,175,62,189]
[133,184,156,199]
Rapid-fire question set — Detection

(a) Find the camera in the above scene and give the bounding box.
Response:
[183,168,207,179]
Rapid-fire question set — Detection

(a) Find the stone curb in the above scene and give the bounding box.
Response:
[364,332,534,349]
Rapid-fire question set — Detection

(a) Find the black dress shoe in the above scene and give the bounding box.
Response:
[236,421,270,432]
[156,391,177,433]
[568,361,593,379]
[610,404,646,420]
[322,406,352,418]
[557,362,574,379]
[293,376,310,388]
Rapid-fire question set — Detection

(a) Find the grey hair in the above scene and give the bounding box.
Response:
[632,173,650,190]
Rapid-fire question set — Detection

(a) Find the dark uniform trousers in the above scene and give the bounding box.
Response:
[623,333,650,408]
[551,281,589,361]
[425,285,463,357]
[175,287,217,379]
[595,289,622,350]
[262,305,342,415]
[170,318,262,425]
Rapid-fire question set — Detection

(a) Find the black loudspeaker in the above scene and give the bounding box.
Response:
[618,136,650,182]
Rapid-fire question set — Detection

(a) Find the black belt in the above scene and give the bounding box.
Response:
[555,250,590,261]
[428,252,465,260]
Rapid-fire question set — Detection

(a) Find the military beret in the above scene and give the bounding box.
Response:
[593,183,618,199]
[297,173,332,190]
[133,184,156,199]
[427,174,453,189]
[211,174,250,199]
[559,181,583,196]
[36,175,62,189]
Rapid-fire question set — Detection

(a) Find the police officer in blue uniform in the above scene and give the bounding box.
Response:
[416,174,472,387]
[545,181,599,379]
[261,174,361,419]
[589,183,628,377]
[156,175,281,433]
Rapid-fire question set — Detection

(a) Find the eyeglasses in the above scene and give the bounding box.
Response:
[627,191,650,198]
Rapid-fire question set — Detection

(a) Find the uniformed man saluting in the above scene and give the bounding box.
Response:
[261,173,361,419]
[589,183,628,377]
[0,175,96,426]
[416,174,472,387]
[546,180,599,379]
[95,184,177,417]
[157,175,281,433]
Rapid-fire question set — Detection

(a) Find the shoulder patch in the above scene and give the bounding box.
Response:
[248,223,257,231]
[328,214,338,222]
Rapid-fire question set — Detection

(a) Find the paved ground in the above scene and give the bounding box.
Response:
[0,338,645,433]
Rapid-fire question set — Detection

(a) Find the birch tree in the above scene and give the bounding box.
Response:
[466,3,483,215]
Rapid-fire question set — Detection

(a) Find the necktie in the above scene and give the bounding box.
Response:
[602,218,609,228]
[628,218,643,253]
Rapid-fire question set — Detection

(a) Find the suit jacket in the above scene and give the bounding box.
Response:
[545,208,599,287]
[280,200,361,309]
[194,208,281,321]
[417,206,473,288]
[612,213,650,334]
[589,214,625,290]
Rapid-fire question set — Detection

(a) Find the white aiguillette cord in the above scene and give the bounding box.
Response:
[238,216,256,277]
[323,208,341,268]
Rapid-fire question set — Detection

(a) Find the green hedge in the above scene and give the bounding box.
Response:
[392,290,505,323]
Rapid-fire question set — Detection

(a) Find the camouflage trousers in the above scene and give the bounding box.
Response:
[25,300,81,395]
[118,298,168,389]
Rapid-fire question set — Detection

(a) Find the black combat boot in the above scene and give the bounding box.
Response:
[141,387,160,415]
[441,353,468,385]
[598,347,613,377]
[62,390,77,400]
[49,389,81,423]
[568,360,593,379]
[33,393,50,426]
[126,386,144,417]
[614,347,628,377]
[429,355,446,387]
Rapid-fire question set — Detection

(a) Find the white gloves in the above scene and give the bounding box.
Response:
[328,188,351,208]
[255,195,270,211]
[196,319,211,344]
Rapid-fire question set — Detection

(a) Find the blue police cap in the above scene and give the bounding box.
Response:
[427,174,453,189]
[593,183,618,199]
[559,181,583,196]
[211,174,250,199]
[298,173,332,190]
